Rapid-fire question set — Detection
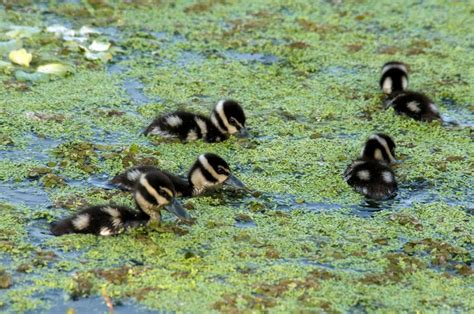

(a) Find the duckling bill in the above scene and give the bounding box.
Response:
[144,99,247,142]
[133,171,190,222]
[344,133,398,200]
[51,171,190,236]
[110,153,246,197]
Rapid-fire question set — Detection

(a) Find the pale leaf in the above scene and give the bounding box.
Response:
[37,63,71,76]
[84,51,112,62]
[46,24,75,37]
[9,48,33,67]
[79,26,100,36]
[89,40,111,52]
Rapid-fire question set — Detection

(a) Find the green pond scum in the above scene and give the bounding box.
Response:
[0,0,473,312]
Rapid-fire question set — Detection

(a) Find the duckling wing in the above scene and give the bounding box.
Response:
[110,165,160,191]
[144,111,203,141]
[390,92,441,122]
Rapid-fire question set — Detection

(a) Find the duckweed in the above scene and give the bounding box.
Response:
[0,0,473,312]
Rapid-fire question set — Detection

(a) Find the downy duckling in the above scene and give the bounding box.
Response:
[144,99,248,142]
[380,61,408,95]
[384,90,441,122]
[51,171,190,236]
[110,153,246,197]
[344,134,398,200]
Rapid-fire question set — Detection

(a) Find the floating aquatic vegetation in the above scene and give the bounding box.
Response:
[0,39,22,54]
[88,40,110,52]
[82,41,114,62]
[52,141,99,176]
[6,26,41,39]
[44,23,115,63]
[25,112,66,123]
[8,48,32,66]
[0,1,473,313]
[37,63,72,77]
[0,60,13,74]
[79,26,100,36]
[84,50,112,62]
[0,269,13,289]
[46,24,76,38]
[14,70,48,82]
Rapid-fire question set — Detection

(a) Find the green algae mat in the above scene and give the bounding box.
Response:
[0,0,473,312]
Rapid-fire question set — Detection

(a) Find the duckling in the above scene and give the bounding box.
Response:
[51,171,189,236]
[144,99,248,142]
[344,134,398,200]
[380,61,408,95]
[110,153,246,197]
[384,90,441,122]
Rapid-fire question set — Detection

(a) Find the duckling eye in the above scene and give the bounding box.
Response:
[217,166,228,175]
[158,188,171,198]
[229,117,238,126]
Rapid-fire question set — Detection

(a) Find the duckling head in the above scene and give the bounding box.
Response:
[188,153,246,195]
[210,99,248,137]
[134,171,190,221]
[361,133,396,164]
[380,61,408,95]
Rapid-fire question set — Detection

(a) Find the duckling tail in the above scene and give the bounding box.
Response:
[50,218,74,236]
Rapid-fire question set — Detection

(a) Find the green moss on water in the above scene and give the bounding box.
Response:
[0,0,473,312]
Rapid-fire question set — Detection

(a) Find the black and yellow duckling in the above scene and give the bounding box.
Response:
[384,90,441,122]
[51,171,189,236]
[110,153,246,197]
[143,99,248,142]
[344,133,398,200]
[380,61,408,95]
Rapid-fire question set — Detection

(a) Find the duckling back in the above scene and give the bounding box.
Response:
[110,165,160,191]
[344,160,397,200]
[385,91,441,122]
[111,165,193,196]
[144,111,224,142]
[344,134,398,200]
[51,205,147,236]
